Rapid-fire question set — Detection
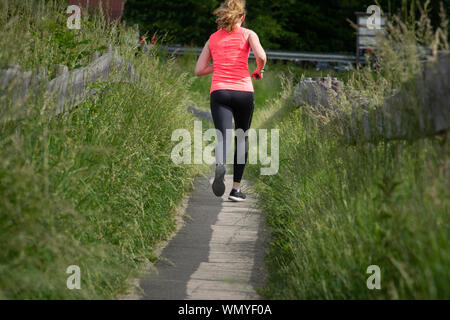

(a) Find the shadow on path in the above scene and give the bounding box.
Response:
[139,174,266,300]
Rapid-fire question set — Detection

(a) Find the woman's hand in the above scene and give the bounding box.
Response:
[251,69,263,80]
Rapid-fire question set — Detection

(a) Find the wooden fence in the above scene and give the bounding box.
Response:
[293,51,450,142]
[0,45,134,120]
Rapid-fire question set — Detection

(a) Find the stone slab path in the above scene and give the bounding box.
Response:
[126,174,266,300]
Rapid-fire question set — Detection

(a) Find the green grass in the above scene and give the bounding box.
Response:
[0,0,204,299]
[2,0,448,301]
[245,4,450,299]
[248,90,449,298]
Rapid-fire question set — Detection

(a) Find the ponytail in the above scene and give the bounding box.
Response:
[213,0,246,33]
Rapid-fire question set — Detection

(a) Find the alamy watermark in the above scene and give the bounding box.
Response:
[171,121,279,176]
[366,5,382,30]
[67,5,81,30]
[66,265,81,290]
[366,265,381,290]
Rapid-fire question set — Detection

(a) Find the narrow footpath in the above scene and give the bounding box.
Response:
[124,174,267,300]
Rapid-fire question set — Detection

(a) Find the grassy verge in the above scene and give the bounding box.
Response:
[247,4,450,299]
[249,91,449,299]
[0,0,204,299]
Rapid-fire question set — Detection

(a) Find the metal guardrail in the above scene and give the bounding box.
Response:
[164,46,357,64]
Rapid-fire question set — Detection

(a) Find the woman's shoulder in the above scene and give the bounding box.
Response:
[210,28,225,38]
[209,29,223,44]
[241,27,256,35]
[241,27,256,39]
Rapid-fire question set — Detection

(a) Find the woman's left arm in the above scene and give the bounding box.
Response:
[195,40,213,76]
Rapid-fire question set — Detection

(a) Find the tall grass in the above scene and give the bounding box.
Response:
[248,2,449,299]
[1,0,117,72]
[0,0,203,299]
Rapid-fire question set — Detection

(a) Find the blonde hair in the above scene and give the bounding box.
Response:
[213,0,246,33]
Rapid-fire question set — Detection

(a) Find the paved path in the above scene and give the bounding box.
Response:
[128,174,266,300]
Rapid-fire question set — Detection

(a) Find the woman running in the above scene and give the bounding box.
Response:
[195,0,267,202]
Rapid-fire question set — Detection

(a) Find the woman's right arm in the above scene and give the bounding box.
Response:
[195,40,214,77]
[248,30,267,75]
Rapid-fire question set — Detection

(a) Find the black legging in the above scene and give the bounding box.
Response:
[210,90,254,183]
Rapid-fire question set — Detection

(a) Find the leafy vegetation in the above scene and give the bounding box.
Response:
[0,0,203,299]
[243,2,449,299]
[1,0,448,300]
[124,0,450,52]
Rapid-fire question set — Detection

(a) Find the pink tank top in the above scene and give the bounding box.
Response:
[208,26,254,94]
